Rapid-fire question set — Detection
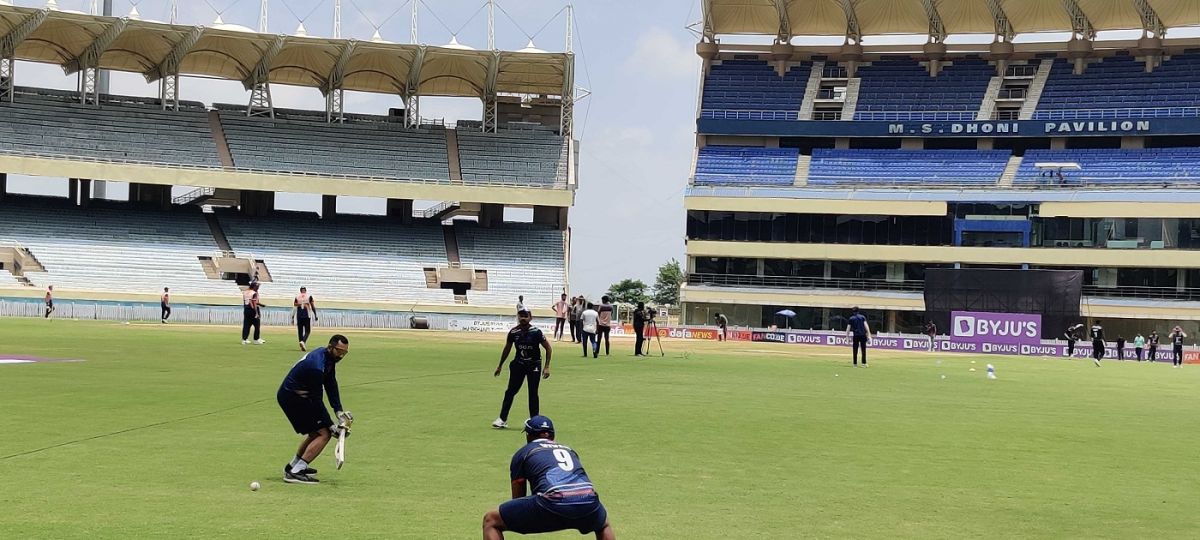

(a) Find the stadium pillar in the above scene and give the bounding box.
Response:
[322,195,337,219]
[386,198,413,224]
[68,179,79,205]
[240,190,275,217]
[480,203,504,228]
[532,206,564,229]
[0,172,6,201]
[78,179,91,208]
[885,311,897,333]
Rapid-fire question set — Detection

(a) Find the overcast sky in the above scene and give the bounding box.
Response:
[5,0,702,298]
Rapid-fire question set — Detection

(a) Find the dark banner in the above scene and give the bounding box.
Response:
[697,117,1200,138]
[924,269,1082,339]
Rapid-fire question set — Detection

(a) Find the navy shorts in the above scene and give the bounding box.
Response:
[277,388,333,435]
[499,496,607,535]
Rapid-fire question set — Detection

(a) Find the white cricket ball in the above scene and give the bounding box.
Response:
[940,375,946,380]
[834,374,839,377]
[250,481,260,491]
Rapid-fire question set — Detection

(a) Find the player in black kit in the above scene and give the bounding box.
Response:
[492,309,553,429]
[1090,320,1105,367]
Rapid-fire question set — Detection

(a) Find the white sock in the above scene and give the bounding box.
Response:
[289,455,301,467]
[290,458,309,474]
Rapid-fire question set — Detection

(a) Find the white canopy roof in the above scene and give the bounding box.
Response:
[703,0,1199,41]
[0,5,571,98]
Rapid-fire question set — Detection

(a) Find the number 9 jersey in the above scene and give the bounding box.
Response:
[510,439,600,510]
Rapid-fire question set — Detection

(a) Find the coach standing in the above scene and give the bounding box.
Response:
[633,301,647,357]
[846,307,871,367]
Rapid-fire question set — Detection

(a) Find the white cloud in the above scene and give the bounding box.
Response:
[622,26,698,82]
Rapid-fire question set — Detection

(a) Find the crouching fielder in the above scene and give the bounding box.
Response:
[276,334,352,485]
[483,416,615,539]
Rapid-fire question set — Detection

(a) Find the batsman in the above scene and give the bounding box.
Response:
[276,334,353,485]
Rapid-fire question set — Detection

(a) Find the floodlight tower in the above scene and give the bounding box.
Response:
[487,0,495,50]
[259,0,269,33]
[333,0,342,39]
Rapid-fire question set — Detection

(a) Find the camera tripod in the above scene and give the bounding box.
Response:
[642,320,665,357]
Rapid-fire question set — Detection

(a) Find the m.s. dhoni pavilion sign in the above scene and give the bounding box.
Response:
[889,120,1151,135]
[697,117,1200,138]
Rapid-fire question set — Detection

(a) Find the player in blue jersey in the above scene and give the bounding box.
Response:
[493,310,552,429]
[846,306,871,366]
[482,416,615,539]
[276,334,352,485]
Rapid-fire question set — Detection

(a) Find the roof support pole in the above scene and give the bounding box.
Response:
[244,35,286,117]
[483,51,500,133]
[404,45,427,128]
[78,66,98,105]
[0,56,13,103]
[701,0,716,43]
[323,40,356,123]
[1133,0,1166,38]
[984,0,1015,42]
[837,0,861,46]
[0,9,51,99]
[64,18,128,74]
[560,53,575,139]
[159,73,179,111]
[772,0,790,45]
[145,26,204,83]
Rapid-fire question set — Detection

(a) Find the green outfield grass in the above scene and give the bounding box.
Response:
[1,318,1197,539]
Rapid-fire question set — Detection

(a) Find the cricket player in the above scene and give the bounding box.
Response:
[44,285,54,318]
[1170,326,1188,368]
[241,282,264,345]
[846,307,871,367]
[1147,330,1160,362]
[492,309,552,429]
[291,286,318,351]
[276,334,352,485]
[1090,320,1105,367]
[482,416,615,539]
[160,287,172,323]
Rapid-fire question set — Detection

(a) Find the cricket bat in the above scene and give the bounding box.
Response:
[334,426,347,470]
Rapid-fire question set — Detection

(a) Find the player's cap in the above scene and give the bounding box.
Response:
[517,309,532,316]
[523,416,555,434]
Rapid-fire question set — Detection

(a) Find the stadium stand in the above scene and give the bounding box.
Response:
[454,223,566,308]
[807,149,1010,186]
[1015,148,1200,185]
[217,212,457,304]
[0,88,220,166]
[700,59,812,120]
[1034,54,1200,119]
[216,108,451,181]
[854,59,993,121]
[0,199,231,295]
[456,126,568,186]
[693,146,799,185]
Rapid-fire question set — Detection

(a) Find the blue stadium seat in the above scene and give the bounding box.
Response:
[1033,55,1200,119]
[807,149,1009,186]
[1014,148,1200,185]
[853,59,992,121]
[700,60,810,120]
[693,146,799,186]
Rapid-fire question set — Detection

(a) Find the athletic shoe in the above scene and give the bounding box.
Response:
[1093,359,1101,367]
[299,342,307,351]
[254,339,266,345]
[283,470,319,484]
[283,464,318,475]
[242,340,249,345]
[862,364,869,368]
[492,418,508,429]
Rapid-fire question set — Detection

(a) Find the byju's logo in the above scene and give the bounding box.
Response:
[953,315,977,337]
[950,311,1043,346]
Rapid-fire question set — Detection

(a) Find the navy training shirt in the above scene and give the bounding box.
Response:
[1172,332,1185,347]
[848,314,868,336]
[507,325,545,364]
[279,347,343,411]
[510,439,599,509]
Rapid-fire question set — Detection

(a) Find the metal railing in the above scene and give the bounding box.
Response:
[852,111,979,121]
[693,176,1200,191]
[418,201,458,219]
[172,187,215,205]
[688,273,1200,301]
[699,109,799,121]
[1032,107,1200,120]
[0,149,572,191]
